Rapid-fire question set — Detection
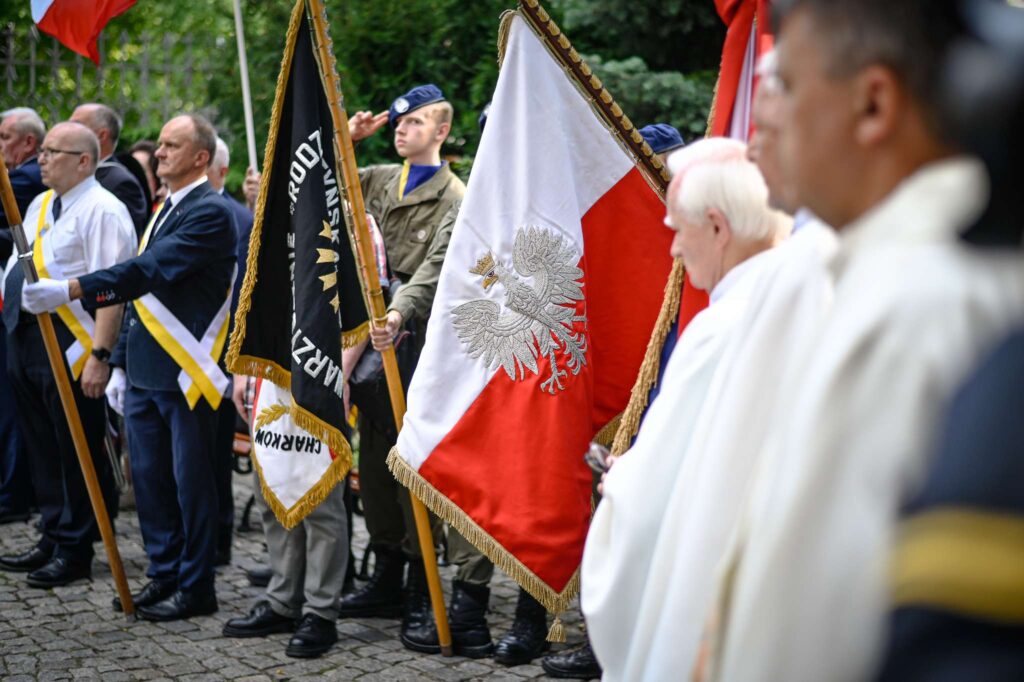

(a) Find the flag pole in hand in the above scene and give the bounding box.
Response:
[304,0,454,656]
[0,155,134,619]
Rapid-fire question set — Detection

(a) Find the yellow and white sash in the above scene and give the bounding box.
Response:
[33,190,97,379]
[132,203,235,410]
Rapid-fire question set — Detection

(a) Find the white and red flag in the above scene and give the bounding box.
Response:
[31,0,136,65]
[387,6,673,619]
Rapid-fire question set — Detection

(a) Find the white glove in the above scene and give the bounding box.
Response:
[105,367,127,416]
[22,277,70,314]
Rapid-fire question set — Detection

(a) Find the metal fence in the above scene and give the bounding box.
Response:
[1,23,223,132]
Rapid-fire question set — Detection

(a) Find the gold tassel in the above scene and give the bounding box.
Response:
[387,447,581,615]
[610,258,686,455]
[496,9,517,68]
[341,322,369,349]
[547,615,567,643]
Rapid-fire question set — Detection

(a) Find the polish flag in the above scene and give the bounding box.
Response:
[32,0,137,65]
[387,11,673,615]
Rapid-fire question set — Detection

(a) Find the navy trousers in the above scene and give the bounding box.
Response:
[125,385,218,595]
[6,317,116,560]
[214,397,236,554]
[0,331,32,514]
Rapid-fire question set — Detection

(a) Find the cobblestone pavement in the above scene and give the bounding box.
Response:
[0,474,587,681]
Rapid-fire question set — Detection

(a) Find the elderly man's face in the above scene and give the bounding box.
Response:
[0,116,38,167]
[665,179,722,292]
[38,124,92,195]
[777,8,859,227]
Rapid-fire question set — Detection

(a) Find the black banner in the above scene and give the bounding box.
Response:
[227,0,368,455]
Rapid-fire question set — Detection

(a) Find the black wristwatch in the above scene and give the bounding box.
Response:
[91,347,111,363]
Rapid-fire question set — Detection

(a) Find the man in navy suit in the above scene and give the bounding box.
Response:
[70,104,150,237]
[23,113,238,621]
[0,107,46,526]
[207,135,255,566]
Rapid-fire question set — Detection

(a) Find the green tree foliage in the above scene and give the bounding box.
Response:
[1,0,723,190]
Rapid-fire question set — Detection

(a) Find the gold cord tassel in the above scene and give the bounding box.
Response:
[497,9,517,67]
[547,615,567,643]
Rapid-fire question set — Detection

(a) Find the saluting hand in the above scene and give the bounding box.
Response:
[349,110,389,142]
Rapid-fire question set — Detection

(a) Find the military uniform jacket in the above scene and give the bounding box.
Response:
[78,181,238,392]
[359,163,465,295]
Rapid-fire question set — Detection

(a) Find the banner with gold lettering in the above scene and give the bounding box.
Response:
[226,0,365,527]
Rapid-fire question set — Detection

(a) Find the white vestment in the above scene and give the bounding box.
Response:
[712,158,1024,682]
[581,246,782,681]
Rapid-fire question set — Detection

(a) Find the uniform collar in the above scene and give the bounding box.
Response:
[710,247,773,304]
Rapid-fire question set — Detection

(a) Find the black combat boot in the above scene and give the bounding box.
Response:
[399,558,439,653]
[448,580,494,658]
[493,587,550,665]
[541,640,602,679]
[338,544,405,619]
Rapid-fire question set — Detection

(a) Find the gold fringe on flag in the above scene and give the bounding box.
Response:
[225,0,302,380]
[388,447,581,629]
[251,405,351,530]
[610,258,686,455]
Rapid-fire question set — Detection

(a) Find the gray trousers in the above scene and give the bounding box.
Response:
[256,475,348,620]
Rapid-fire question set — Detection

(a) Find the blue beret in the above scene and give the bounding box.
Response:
[639,124,686,154]
[478,102,491,133]
[389,84,446,128]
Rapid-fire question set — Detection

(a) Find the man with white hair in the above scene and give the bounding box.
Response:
[0,121,136,587]
[0,107,46,526]
[581,49,840,681]
[581,136,791,680]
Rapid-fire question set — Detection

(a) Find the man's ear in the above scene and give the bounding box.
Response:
[852,64,902,148]
[707,206,733,246]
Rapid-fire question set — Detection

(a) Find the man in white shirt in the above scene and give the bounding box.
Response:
[0,121,136,587]
[707,2,1024,680]
[580,137,791,680]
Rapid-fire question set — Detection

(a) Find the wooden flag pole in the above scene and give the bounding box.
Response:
[0,156,134,619]
[305,0,454,656]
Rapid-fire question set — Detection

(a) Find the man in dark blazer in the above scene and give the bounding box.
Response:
[0,106,46,526]
[71,103,150,237]
[22,113,238,621]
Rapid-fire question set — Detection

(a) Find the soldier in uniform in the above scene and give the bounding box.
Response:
[339,84,466,645]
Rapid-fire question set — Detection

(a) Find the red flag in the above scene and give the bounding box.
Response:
[32,0,137,65]
[388,8,673,617]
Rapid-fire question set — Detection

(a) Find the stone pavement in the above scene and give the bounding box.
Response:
[0,474,588,681]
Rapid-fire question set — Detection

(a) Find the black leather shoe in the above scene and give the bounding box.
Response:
[0,546,52,572]
[137,590,218,622]
[399,560,440,654]
[494,588,549,665]
[25,557,91,588]
[223,601,297,638]
[448,580,494,658]
[0,507,30,524]
[112,579,178,612]
[246,565,273,588]
[285,613,337,658]
[339,545,405,619]
[541,641,602,679]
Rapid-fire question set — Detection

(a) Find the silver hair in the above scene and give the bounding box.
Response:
[667,137,791,242]
[1,107,46,148]
[213,137,230,171]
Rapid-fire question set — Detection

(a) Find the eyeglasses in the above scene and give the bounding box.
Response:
[39,147,86,159]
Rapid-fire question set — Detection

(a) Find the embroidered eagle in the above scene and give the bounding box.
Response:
[452,226,587,394]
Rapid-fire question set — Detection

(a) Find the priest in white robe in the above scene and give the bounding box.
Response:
[581,137,791,681]
[706,3,1024,681]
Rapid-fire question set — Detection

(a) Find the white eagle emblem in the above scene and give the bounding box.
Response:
[452,226,587,394]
